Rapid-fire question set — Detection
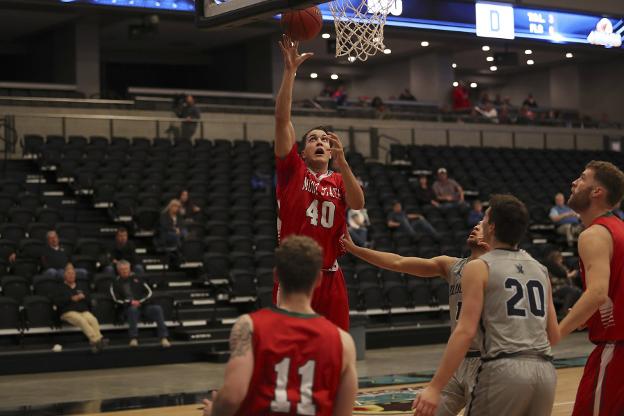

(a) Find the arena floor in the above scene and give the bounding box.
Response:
[0,332,593,415]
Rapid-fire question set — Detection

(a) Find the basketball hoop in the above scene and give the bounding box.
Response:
[328,0,393,62]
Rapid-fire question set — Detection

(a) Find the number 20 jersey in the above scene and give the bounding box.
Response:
[276,144,347,270]
[234,307,343,416]
[478,249,552,359]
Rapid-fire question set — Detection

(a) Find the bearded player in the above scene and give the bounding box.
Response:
[559,161,624,416]
[273,35,365,331]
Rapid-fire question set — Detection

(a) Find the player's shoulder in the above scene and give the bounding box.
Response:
[337,328,356,360]
[233,313,254,333]
[579,223,613,245]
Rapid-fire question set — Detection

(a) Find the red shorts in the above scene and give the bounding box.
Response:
[272,268,350,331]
[572,342,624,416]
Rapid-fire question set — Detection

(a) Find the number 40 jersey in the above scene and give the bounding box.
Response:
[276,144,348,270]
[234,307,343,416]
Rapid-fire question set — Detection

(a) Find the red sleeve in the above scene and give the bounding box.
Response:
[276,143,304,188]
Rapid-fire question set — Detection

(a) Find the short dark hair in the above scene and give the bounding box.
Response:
[116,227,128,234]
[275,236,323,295]
[300,126,330,150]
[586,160,624,207]
[488,194,529,246]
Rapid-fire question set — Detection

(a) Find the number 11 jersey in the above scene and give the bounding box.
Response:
[276,144,347,270]
[234,307,343,416]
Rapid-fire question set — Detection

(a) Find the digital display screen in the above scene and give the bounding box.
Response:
[58,0,195,12]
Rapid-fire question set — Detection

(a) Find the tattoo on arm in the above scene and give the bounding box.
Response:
[229,318,252,358]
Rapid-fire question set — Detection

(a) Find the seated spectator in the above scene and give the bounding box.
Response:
[399,88,416,101]
[522,93,538,108]
[493,94,503,106]
[518,105,536,122]
[53,264,105,353]
[543,250,582,319]
[467,200,484,227]
[332,84,348,106]
[104,227,144,276]
[452,82,471,111]
[414,175,439,207]
[320,85,334,97]
[178,189,201,222]
[387,201,439,241]
[432,168,467,209]
[158,199,186,249]
[549,193,582,247]
[347,209,370,247]
[474,101,499,123]
[41,231,88,280]
[371,96,386,118]
[110,261,171,348]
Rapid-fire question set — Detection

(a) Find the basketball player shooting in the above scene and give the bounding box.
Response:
[273,35,365,331]
[558,161,624,416]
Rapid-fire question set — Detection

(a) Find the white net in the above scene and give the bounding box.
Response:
[328,0,393,62]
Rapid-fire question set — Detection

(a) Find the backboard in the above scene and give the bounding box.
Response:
[195,0,327,29]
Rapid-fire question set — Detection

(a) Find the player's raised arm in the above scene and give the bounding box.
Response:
[412,259,487,416]
[559,226,612,339]
[341,234,454,278]
[333,329,358,416]
[202,315,254,416]
[328,133,365,210]
[275,35,313,159]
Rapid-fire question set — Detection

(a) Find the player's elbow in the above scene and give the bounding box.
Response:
[218,386,247,411]
[455,323,477,340]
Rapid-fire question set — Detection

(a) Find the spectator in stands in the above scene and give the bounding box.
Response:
[110,260,171,348]
[399,88,416,101]
[549,192,582,247]
[179,94,200,140]
[414,175,439,207]
[371,96,386,118]
[452,82,471,111]
[347,209,370,247]
[320,85,334,97]
[432,168,467,209]
[543,250,582,319]
[332,84,348,106]
[53,263,105,354]
[474,101,499,123]
[467,199,484,227]
[178,189,201,222]
[478,92,490,106]
[158,199,186,249]
[498,104,512,124]
[104,227,144,276]
[493,94,503,106]
[41,231,88,280]
[522,93,538,108]
[387,201,439,241]
[518,105,536,123]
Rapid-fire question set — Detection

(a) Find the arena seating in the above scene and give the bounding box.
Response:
[1,133,618,363]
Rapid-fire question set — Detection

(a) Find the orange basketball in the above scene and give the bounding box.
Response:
[281,6,323,41]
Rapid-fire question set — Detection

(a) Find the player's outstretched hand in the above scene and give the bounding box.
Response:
[328,132,347,170]
[202,391,217,416]
[340,232,357,253]
[412,386,440,416]
[278,34,313,72]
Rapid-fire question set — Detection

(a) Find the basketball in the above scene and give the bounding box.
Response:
[281,6,323,41]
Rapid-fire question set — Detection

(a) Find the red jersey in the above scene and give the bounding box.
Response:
[580,213,624,342]
[235,307,343,416]
[276,144,347,269]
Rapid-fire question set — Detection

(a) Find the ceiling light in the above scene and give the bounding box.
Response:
[330,74,339,80]
[490,66,497,71]
[527,59,534,65]
[524,49,533,55]
[470,82,478,88]
[310,73,318,79]
[452,63,457,68]
[452,81,459,87]
[347,56,356,62]
[486,56,494,62]
[566,52,574,58]
[421,41,429,47]
[383,48,391,54]
[321,33,330,39]
[482,45,490,51]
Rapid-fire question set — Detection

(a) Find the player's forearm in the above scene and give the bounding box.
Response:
[349,245,404,273]
[429,328,473,391]
[559,288,608,338]
[210,394,241,416]
[275,70,296,156]
[341,162,365,209]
